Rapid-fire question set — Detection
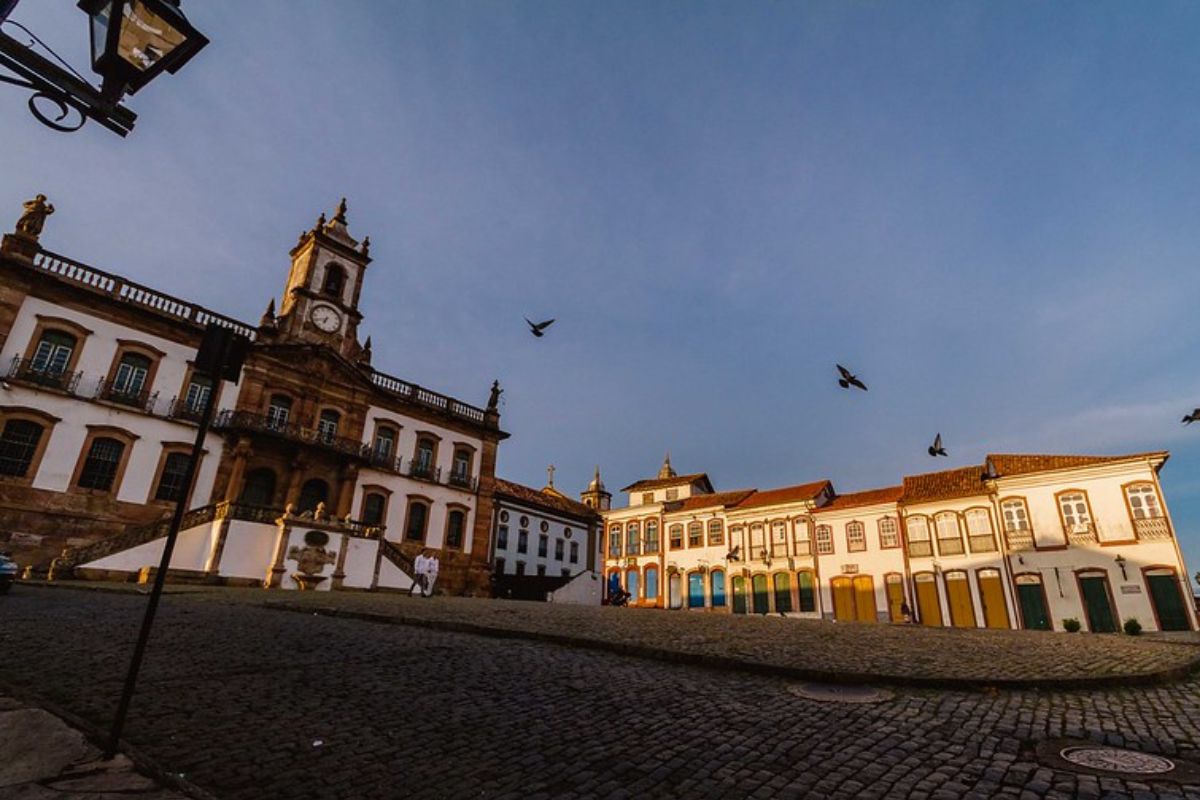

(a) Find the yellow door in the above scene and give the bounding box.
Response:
[831,577,855,621]
[945,572,976,628]
[915,574,942,627]
[885,575,906,622]
[977,569,1010,629]
[853,575,877,623]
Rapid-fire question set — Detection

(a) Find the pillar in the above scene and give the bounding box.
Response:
[222,437,253,502]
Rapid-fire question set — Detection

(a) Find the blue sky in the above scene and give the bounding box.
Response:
[5,2,1200,580]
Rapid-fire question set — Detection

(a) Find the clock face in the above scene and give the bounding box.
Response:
[310,304,341,333]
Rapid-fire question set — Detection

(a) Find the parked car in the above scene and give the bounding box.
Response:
[0,552,18,594]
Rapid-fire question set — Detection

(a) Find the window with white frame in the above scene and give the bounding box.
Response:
[935,512,963,555]
[625,522,640,555]
[749,523,766,559]
[688,521,703,548]
[878,517,899,549]
[1001,498,1029,531]
[708,519,724,547]
[814,524,834,555]
[1059,492,1092,531]
[965,508,995,552]
[644,520,660,553]
[771,521,788,556]
[845,521,866,552]
[793,518,811,555]
[905,515,932,556]
[1126,483,1162,519]
[608,525,621,557]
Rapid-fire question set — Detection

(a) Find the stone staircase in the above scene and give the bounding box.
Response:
[378,537,416,576]
[53,504,221,574]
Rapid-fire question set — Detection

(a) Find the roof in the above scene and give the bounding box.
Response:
[621,473,714,493]
[815,485,904,513]
[733,480,831,510]
[493,478,599,521]
[902,466,988,504]
[986,452,1168,478]
[668,490,757,513]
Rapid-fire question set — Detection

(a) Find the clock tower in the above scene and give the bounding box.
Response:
[269,199,372,360]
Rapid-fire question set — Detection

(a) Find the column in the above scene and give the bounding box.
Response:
[222,437,253,502]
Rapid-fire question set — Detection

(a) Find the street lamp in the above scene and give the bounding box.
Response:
[78,0,207,103]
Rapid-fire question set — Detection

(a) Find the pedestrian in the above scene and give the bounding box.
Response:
[426,552,440,596]
[900,600,912,624]
[412,550,429,597]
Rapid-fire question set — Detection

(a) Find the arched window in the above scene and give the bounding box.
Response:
[905,515,932,556]
[154,452,192,503]
[707,519,724,547]
[77,437,126,491]
[317,409,340,442]
[845,521,866,552]
[266,395,292,429]
[1126,483,1162,519]
[450,448,472,486]
[445,509,466,549]
[965,508,996,552]
[814,524,834,555]
[878,517,899,549]
[361,492,387,526]
[626,521,640,555]
[643,520,659,554]
[111,352,152,401]
[298,479,329,513]
[711,569,726,607]
[183,372,214,416]
[372,425,397,463]
[0,419,44,478]
[1001,498,1029,531]
[792,518,811,555]
[770,521,788,556]
[1057,491,1092,531]
[30,330,76,376]
[644,565,659,603]
[608,525,621,557]
[688,521,703,548]
[413,437,436,478]
[240,468,276,507]
[405,500,429,541]
[796,571,816,612]
[935,512,963,555]
[749,523,766,559]
[668,524,684,549]
[322,263,345,298]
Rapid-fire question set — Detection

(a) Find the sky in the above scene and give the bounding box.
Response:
[4,2,1200,579]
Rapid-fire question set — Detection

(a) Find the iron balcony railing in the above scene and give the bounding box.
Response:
[6,356,81,393]
[212,410,373,460]
[94,378,158,412]
[166,397,205,423]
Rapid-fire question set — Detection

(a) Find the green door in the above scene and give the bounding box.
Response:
[1017,582,1050,630]
[1080,576,1116,633]
[1147,573,1191,632]
[774,574,793,613]
[751,574,769,614]
[732,576,748,614]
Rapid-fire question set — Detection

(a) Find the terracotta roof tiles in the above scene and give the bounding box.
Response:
[620,473,713,493]
[733,480,831,510]
[901,466,988,504]
[986,452,1167,478]
[493,478,599,521]
[669,490,757,513]
[815,485,904,513]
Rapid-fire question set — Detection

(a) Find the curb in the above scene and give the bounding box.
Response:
[258,601,1200,692]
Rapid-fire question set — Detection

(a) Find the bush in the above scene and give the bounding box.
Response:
[1124,618,1143,636]
[1063,618,1082,633]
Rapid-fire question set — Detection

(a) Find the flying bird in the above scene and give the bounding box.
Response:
[928,433,947,457]
[1183,409,1200,425]
[525,317,555,337]
[725,544,742,562]
[836,364,867,391]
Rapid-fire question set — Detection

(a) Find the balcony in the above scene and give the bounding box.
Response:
[447,470,478,491]
[794,541,812,557]
[6,357,81,393]
[936,538,965,556]
[1004,528,1035,552]
[907,540,933,558]
[211,410,373,460]
[1066,522,1097,545]
[406,461,441,483]
[167,397,205,423]
[1134,517,1172,541]
[94,379,158,412]
[968,534,998,553]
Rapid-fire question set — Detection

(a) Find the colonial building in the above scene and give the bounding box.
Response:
[600,452,1196,633]
[0,196,516,595]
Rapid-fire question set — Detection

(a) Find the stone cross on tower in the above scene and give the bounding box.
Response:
[546,464,556,488]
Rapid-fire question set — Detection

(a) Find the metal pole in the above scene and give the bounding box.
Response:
[104,368,219,759]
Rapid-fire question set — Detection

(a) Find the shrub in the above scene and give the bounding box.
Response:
[1063,618,1082,633]
[1123,618,1143,636]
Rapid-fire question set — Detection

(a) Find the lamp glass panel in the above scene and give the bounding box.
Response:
[90,1,114,66]
[118,1,185,72]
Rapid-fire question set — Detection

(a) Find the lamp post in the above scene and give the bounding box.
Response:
[0,0,206,135]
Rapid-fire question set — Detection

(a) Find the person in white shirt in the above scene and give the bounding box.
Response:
[412,552,429,596]
[425,553,440,596]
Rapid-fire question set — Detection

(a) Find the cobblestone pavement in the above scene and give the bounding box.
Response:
[5,587,1200,799]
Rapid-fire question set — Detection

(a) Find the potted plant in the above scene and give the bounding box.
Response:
[1062,618,1081,633]
[1123,618,1143,636]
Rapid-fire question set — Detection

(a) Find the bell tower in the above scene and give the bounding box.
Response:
[271,199,372,360]
[580,466,611,511]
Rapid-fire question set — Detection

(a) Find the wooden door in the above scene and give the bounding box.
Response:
[1015,575,1050,630]
[976,569,1010,629]
[1147,571,1191,631]
[853,575,877,623]
[687,572,705,608]
[914,573,942,627]
[831,577,855,621]
[944,572,976,628]
[732,576,748,614]
[1079,574,1116,633]
[752,574,770,614]
[668,572,683,610]
[885,575,906,622]
[773,573,793,613]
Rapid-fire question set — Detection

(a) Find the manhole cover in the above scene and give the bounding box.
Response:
[788,683,893,704]
[1059,746,1175,775]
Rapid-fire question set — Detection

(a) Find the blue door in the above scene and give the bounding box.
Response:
[626,570,640,605]
[711,570,727,607]
[688,572,705,608]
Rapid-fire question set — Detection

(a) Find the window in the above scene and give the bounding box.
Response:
[965,508,996,552]
[515,561,525,576]
[373,425,397,463]
[450,448,472,486]
[608,525,620,557]
[771,521,788,556]
[77,437,125,491]
[518,529,529,554]
[110,352,152,401]
[266,395,292,429]
[414,437,436,477]
[688,521,703,548]
[497,525,509,550]
[1001,499,1029,531]
[814,525,834,555]
[405,500,429,541]
[538,534,548,558]
[153,452,191,503]
[30,330,75,375]
[537,564,546,577]
[708,519,724,547]
[749,523,766,559]
[446,509,466,549]
[1126,483,1162,519]
[240,468,276,507]
[183,374,213,415]
[641,492,654,505]
[554,539,564,560]
[626,522,640,555]
[935,512,963,555]
[569,541,579,563]
[322,263,345,298]
[878,517,899,549]
[846,521,866,552]
[1058,492,1092,530]
[362,492,387,527]
[793,519,811,555]
[317,409,340,443]
[665,488,679,501]
[668,524,683,549]
[561,568,571,578]
[905,515,932,557]
[298,479,329,513]
[0,419,43,478]
[495,557,506,574]
[644,520,659,554]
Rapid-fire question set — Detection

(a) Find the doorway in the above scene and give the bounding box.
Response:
[1078,572,1117,633]
[1146,569,1191,631]
[976,568,1011,629]
[1015,574,1051,630]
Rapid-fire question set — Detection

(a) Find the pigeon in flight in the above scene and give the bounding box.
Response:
[836,364,867,391]
[525,317,555,338]
[1183,409,1200,426]
[928,433,947,457]
[725,544,742,562]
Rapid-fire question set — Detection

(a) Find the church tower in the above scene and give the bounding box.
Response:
[271,199,371,360]
[580,466,611,511]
